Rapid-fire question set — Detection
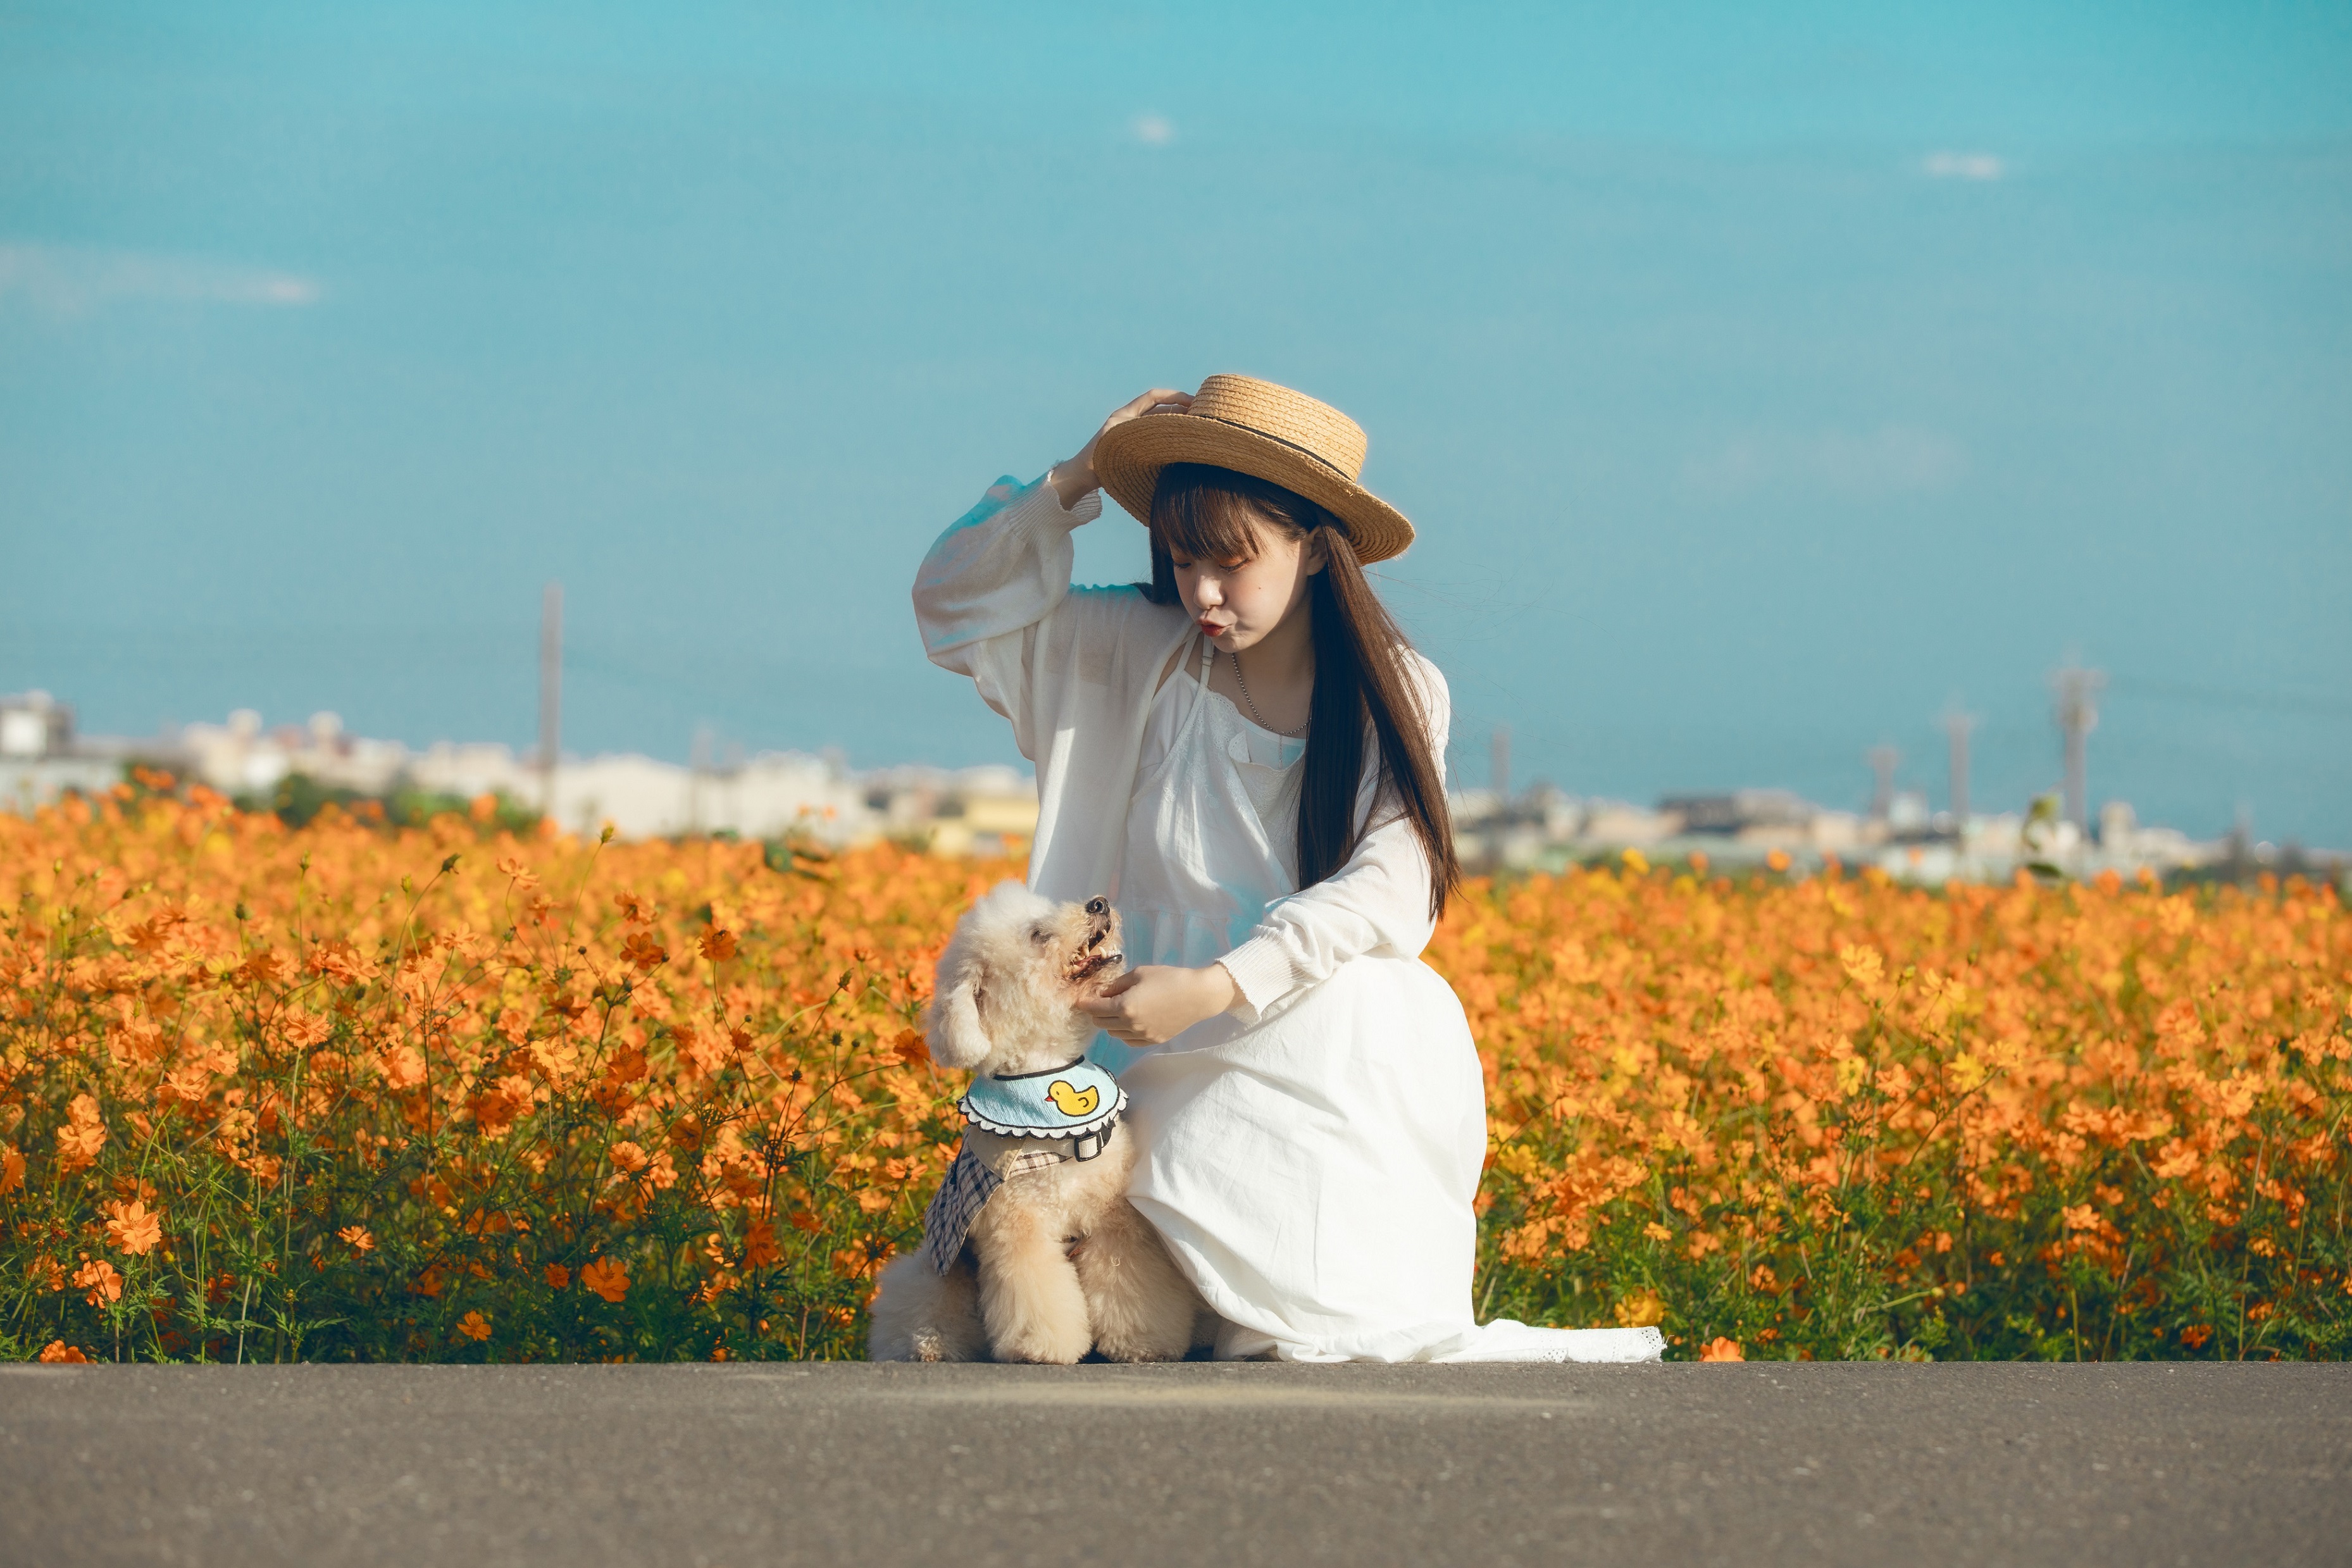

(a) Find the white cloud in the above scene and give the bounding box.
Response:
[1133,114,1174,147]
[0,242,323,316]
[1922,152,2004,182]
[1681,425,1969,502]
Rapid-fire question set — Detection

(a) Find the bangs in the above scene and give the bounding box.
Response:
[1147,463,1312,563]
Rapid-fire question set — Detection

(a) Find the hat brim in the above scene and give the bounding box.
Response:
[1093,412,1416,564]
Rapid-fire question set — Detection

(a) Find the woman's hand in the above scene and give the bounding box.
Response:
[1078,962,1237,1047]
[1047,387,1194,511]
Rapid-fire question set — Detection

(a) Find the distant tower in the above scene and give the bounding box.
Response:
[1867,744,1901,820]
[1941,707,1977,823]
[2050,663,2105,830]
[538,583,563,814]
[1491,725,1511,806]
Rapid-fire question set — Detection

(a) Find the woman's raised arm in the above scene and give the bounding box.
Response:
[910,388,1198,766]
[914,388,1193,675]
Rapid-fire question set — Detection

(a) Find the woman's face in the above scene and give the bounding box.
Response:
[1168,517,1325,654]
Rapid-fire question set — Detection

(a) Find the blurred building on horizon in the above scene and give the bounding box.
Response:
[1448,780,2270,887]
[0,694,1041,858]
[3,689,2338,887]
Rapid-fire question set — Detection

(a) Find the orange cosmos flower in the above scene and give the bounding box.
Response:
[457,1311,492,1341]
[39,1341,90,1364]
[339,1225,375,1253]
[74,1257,123,1305]
[1698,1337,1745,1362]
[104,1198,163,1256]
[580,1257,629,1303]
[4,786,2343,1369]
[56,1094,106,1171]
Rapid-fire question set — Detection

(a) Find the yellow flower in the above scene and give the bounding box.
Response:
[1614,1290,1666,1328]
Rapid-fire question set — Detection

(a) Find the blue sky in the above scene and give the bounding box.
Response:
[4,1,2349,843]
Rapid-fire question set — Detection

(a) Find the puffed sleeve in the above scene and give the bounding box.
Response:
[913,475,1097,738]
[1214,654,1453,1021]
[915,472,1118,767]
[912,472,1190,777]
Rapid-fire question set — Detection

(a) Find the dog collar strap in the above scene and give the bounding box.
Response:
[958,1057,1126,1140]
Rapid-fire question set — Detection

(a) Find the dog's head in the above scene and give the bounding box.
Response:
[926,881,1124,1076]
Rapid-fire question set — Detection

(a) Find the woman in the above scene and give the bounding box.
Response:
[912,375,1660,1362]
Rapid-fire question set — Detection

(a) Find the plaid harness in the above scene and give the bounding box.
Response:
[916,1059,1128,1275]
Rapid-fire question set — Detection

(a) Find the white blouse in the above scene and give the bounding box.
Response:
[912,473,1450,1027]
[1142,657,1307,874]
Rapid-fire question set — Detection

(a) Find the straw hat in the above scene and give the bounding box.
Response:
[1092,374,1415,563]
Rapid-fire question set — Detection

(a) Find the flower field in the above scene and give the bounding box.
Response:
[3,785,2346,1363]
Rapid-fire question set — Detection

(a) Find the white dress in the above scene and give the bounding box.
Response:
[914,473,1662,1364]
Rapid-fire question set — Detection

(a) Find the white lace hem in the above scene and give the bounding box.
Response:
[1215,1319,1667,1364]
[1427,1322,1667,1364]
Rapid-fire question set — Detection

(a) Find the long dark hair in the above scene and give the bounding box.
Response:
[1139,463,1460,919]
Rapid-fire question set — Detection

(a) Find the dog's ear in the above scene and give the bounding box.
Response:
[928,973,992,1070]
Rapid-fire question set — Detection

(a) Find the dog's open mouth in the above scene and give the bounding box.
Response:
[1069,948,1124,984]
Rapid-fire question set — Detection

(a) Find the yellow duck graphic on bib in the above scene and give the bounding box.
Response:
[1045,1080,1100,1117]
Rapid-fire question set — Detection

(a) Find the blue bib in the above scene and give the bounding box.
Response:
[957,1057,1126,1144]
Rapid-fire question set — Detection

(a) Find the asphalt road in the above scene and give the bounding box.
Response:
[3,1360,2346,1568]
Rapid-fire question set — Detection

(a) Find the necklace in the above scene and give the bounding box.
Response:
[1226,649,1309,737]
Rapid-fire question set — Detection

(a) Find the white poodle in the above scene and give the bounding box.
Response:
[868,881,1204,1363]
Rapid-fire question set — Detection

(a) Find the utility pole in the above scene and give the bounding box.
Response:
[2050,663,2105,831]
[1867,744,1900,821]
[1941,707,1976,824]
[1491,725,1511,808]
[690,723,713,835]
[538,582,563,818]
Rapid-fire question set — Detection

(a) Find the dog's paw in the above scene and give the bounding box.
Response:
[992,1322,1092,1365]
[1092,1314,1192,1363]
[1093,1340,1182,1364]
